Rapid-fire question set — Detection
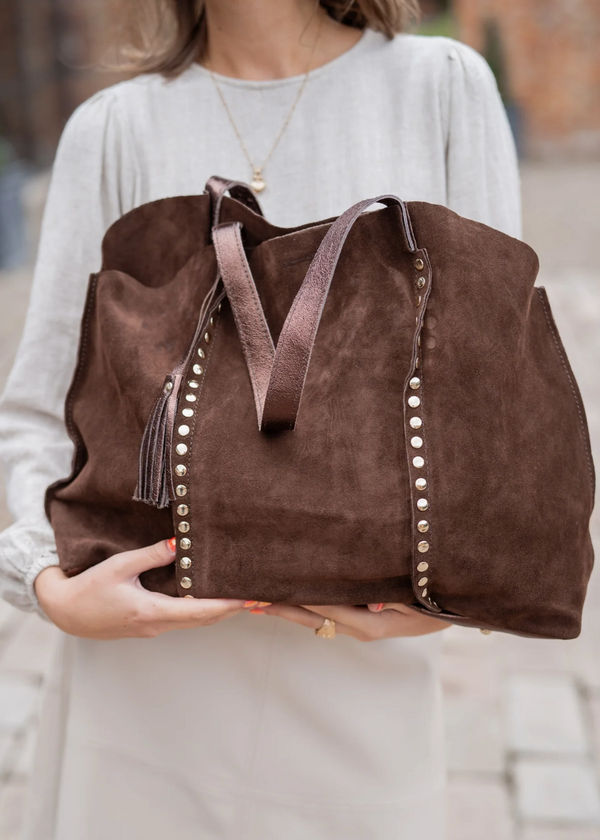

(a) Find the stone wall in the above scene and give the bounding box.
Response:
[453,0,600,158]
[0,0,122,165]
[0,0,64,164]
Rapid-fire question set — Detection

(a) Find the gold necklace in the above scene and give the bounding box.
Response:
[206,15,324,193]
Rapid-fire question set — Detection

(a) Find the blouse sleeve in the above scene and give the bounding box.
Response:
[444,41,522,239]
[0,87,137,614]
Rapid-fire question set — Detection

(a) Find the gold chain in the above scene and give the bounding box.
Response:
[205,13,325,193]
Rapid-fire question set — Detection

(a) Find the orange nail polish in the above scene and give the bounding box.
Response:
[244,600,258,608]
[257,602,271,607]
[168,537,177,552]
[375,603,385,612]
[250,608,265,614]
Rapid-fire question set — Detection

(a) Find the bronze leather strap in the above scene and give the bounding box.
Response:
[212,222,275,426]
[261,195,417,431]
[213,195,418,432]
[205,175,263,227]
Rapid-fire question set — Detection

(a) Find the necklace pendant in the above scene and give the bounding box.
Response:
[251,169,266,194]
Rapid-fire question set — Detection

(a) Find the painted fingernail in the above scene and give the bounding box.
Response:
[257,602,271,607]
[244,601,259,608]
[374,603,385,612]
[168,537,177,552]
[250,608,265,614]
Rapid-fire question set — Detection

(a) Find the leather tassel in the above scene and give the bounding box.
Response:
[133,277,226,509]
[134,373,182,508]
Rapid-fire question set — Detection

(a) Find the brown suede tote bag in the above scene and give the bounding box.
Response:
[46,176,595,639]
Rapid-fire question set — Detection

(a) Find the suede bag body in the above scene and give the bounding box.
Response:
[46,183,595,638]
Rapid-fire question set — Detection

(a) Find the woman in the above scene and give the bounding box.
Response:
[0,1,520,838]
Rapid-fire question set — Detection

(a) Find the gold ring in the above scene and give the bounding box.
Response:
[315,617,336,639]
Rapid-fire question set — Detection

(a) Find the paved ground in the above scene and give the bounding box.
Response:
[0,163,598,838]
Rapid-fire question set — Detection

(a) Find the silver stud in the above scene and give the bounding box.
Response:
[417,520,430,533]
[415,478,427,491]
[417,498,429,511]
[178,521,190,533]
[415,258,424,270]
[417,561,429,572]
[415,358,420,369]
[217,303,222,313]
[188,380,200,389]
[164,381,173,392]
[185,394,197,403]
[175,443,188,456]
[197,348,205,359]
[417,276,426,289]
[182,408,193,418]
[422,588,428,597]
[178,424,190,437]
[413,456,425,469]
[408,396,420,409]
[480,629,493,635]
[209,317,214,327]
[411,436,423,449]
[180,576,192,589]
[193,364,203,376]
[180,557,192,570]
[415,295,422,307]
[184,594,194,599]
[410,417,422,430]
[409,377,421,390]
[418,576,429,587]
[417,540,430,553]
[177,504,189,516]
[175,464,187,477]
[175,485,187,497]
[180,537,191,550]
[204,332,211,343]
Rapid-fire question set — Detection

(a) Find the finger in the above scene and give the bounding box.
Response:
[300,604,385,633]
[301,603,433,639]
[261,604,359,639]
[111,537,177,577]
[369,603,451,635]
[139,593,248,625]
[151,607,248,634]
[367,602,414,615]
[262,604,323,629]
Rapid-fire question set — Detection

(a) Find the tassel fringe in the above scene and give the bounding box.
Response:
[133,276,225,508]
[133,373,182,507]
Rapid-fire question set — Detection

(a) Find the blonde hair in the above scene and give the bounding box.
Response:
[114,0,420,77]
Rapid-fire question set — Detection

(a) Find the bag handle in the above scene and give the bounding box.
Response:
[212,221,275,424]
[213,195,418,431]
[205,175,264,227]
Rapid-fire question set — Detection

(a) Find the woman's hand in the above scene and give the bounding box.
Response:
[34,538,255,640]
[257,602,450,641]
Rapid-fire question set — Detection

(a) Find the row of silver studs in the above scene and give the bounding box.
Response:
[407,255,440,613]
[173,307,221,598]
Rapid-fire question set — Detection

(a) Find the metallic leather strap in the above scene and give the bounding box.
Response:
[261,195,417,431]
[212,194,418,432]
[212,222,275,427]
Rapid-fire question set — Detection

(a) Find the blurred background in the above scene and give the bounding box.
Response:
[0,1,599,838]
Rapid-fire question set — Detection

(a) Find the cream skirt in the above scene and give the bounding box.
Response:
[24,612,446,840]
